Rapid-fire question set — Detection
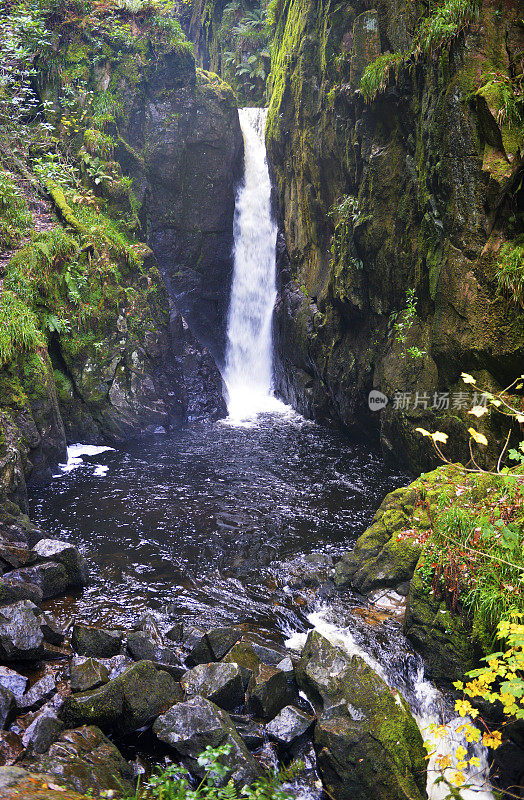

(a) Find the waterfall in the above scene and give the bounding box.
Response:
[224,107,280,421]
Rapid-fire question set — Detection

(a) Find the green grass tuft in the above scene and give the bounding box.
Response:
[0,291,45,368]
[496,240,524,306]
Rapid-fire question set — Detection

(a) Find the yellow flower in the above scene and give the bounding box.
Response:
[455,746,467,761]
[469,756,481,768]
[451,770,466,787]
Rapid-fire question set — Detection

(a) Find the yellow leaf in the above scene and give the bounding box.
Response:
[468,406,489,417]
[468,428,488,446]
[431,431,448,444]
[415,428,432,438]
[461,373,476,384]
[516,415,524,423]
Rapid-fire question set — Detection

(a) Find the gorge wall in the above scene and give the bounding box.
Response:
[266,0,524,471]
[0,3,242,512]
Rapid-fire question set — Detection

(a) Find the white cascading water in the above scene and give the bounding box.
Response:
[224,107,282,421]
[286,608,495,800]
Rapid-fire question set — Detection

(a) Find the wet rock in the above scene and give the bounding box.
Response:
[60,660,180,734]
[266,705,314,747]
[127,631,176,664]
[166,621,184,642]
[153,696,263,786]
[39,612,65,646]
[206,627,242,660]
[25,725,134,795]
[19,673,57,711]
[70,658,110,693]
[0,579,43,606]
[71,624,123,658]
[0,731,23,766]
[2,562,69,600]
[182,662,245,711]
[0,766,86,799]
[21,709,63,754]
[0,601,54,661]
[102,654,133,680]
[133,612,163,644]
[31,540,88,587]
[0,544,37,570]
[247,664,293,719]
[296,631,427,800]
[0,666,27,701]
[286,554,334,589]
[0,686,15,729]
[185,626,241,667]
[229,714,265,750]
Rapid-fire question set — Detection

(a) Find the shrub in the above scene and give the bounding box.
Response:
[360,52,406,102]
[0,171,32,249]
[495,240,524,307]
[0,290,45,367]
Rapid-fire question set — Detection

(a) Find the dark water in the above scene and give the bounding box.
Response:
[29,409,406,639]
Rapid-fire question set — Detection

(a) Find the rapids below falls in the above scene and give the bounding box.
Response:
[28,109,494,800]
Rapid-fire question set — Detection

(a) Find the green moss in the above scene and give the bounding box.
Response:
[360,52,406,102]
[0,171,32,249]
[0,291,45,368]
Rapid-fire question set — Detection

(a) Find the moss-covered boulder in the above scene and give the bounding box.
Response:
[404,566,482,687]
[0,766,94,800]
[296,631,427,800]
[23,726,133,796]
[59,660,179,734]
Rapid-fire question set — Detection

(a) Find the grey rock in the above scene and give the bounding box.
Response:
[206,627,242,660]
[266,705,314,746]
[19,673,57,711]
[39,612,65,645]
[182,662,245,711]
[70,657,110,692]
[2,562,69,600]
[31,539,88,587]
[153,696,263,786]
[71,624,123,658]
[127,631,176,664]
[21,710,63,754]
[0,667,27,701]
[166,621,184,642]
[229,714,265,750]
[184,628,214,666]
[25,725,133,795]
[0,686,15,729]
[0,601,44,661]
[247,664,293,719]
[0,579,43,606]
[133,612,163,644]
[60,660,180,734]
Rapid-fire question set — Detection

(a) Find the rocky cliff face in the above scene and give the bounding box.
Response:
[0,3,238,509]
[266,0,524,470]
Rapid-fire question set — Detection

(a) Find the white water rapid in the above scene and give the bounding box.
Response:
[224,107,283,422]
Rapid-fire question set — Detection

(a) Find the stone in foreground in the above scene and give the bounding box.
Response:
[182,662,245,710]
[266,705,314,746]
[153,696,263,786]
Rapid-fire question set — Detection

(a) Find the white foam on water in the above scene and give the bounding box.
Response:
[54,443,115,477]
[286,606,494,800]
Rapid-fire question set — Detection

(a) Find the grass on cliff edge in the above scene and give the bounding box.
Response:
[397,466,524,641]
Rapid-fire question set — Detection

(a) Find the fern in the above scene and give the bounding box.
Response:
[360,52,406,102]
[496,240,524,306]
[0,290,45,367]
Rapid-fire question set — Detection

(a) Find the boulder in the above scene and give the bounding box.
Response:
[39,612,65,645]
[127,631,176,665]
[0,579,43,606]
[0,732,23,766]
[296,632,427,800]
[0,686,15,729]
[229,714,265,750]
[166,621,184,642]
[153,696,263,786]
[2,563,69,600]
[0,766,88,799]
[185,626,241,667]
[21,710,63,754]
[247,663,293,719]
[182,662,245,710]
[0,667,27,701]
[71,624,123,658]
[70,657,110,693]
[0,601,58,661]
[404,567,483,686]
[266,705,314,747]
[25,725,134,795]
[60,660,180,734]
[19,673,57,711]
[31,540,88,587]
[132,612,163,644]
